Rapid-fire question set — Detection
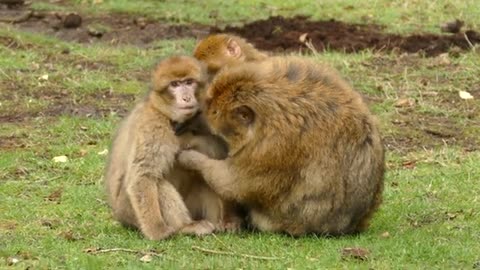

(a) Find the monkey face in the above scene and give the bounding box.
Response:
[167,78,200,122]
[204,92,256,156]
[151,56,208,123]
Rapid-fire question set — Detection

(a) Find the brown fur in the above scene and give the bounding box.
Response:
[193,34,268,76]
[178,56,385,236]
[105,56,241,240]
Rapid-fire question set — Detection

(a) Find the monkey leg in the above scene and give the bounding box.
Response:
[111,186,140,229]
[157,180,216,237]
[156,180,193,228]
[126,176,176,240]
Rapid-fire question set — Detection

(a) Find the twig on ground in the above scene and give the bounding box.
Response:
[211,233,233,252]
[463,33,476,51]
[191,245,280,260]
[84,247,163,258]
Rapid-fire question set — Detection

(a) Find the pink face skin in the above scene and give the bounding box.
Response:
[169,78,199,122]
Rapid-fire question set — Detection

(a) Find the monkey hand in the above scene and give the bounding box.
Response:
[177,150,208,170]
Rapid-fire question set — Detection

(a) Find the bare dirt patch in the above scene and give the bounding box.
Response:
[1,5,207,45]
[384,114,479,153]
[0,79,135,123]
[3,4,479,56]
[212,16,480,56]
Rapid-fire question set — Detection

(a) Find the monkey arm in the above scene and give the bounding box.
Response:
[181,135,228,160]
[177,150,238,201]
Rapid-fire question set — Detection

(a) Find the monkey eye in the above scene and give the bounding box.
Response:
[170,81,179,87]
[184,78,195,85]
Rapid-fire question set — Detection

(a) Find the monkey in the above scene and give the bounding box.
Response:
[104,55,242,240]
[193,34,268,77]
[177,56,385,236]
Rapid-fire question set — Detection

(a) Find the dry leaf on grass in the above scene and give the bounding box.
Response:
[60,230,84,241]
[299,33,309,43]
[6,256,20,266]
[38,74,49,81]
[402,160,416,169]
[45,187,63,203]
[341,247,370,261]
[394,98,415,108]
[52,155,68,163]
[97,149,109,155]
[139,254,153,263]
[459,90,474,100]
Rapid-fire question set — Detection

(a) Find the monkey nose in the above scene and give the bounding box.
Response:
[183,96,191,102]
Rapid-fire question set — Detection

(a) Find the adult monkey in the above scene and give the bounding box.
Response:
[178,56,385,236]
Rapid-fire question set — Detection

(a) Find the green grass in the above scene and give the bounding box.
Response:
[1,0,480,269]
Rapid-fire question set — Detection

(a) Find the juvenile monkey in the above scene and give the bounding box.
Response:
[105,56,239,240]
[193,34,268,77]
[178,56,385,236]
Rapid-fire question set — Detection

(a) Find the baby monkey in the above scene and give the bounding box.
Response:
[194,33,268,77]
[105,56,239,240]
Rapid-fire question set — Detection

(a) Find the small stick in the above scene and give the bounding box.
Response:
[463,33,476,51]
[192,245,280,260]
[84,247,162,257]
[211,233,233,251]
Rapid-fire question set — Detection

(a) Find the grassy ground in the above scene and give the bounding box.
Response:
[1,0,480,269]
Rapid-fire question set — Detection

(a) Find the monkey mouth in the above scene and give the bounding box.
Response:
[179,106,197,111]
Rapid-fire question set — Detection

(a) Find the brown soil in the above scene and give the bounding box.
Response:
[1,8,207,46]
[2,5,478,56]
[212,16,480,56]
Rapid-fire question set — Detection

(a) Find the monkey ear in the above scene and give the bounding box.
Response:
[226,39,242,59]
[234,105,254,125]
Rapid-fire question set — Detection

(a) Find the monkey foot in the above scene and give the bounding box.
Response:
[142,225,176,241]
[180,220,215,236]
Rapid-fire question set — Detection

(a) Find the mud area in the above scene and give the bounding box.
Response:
[2,4,479,56]
[212,16,480,56]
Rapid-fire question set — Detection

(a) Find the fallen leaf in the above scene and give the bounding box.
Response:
[139,254,153,263]
[341,247,370,261]
[45,187,63,203]
[431,53,451,66]
[52,155,68,163]
[97,149,109,155]
[6,256,20,266]
[299,33,309,43]
[394,98,415,108]
[79,149,88,156]
[402,160,416,169]
[380,231,390,238]
[38,74,49,81]
[60,230,83,241]
[459,90,474,100]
